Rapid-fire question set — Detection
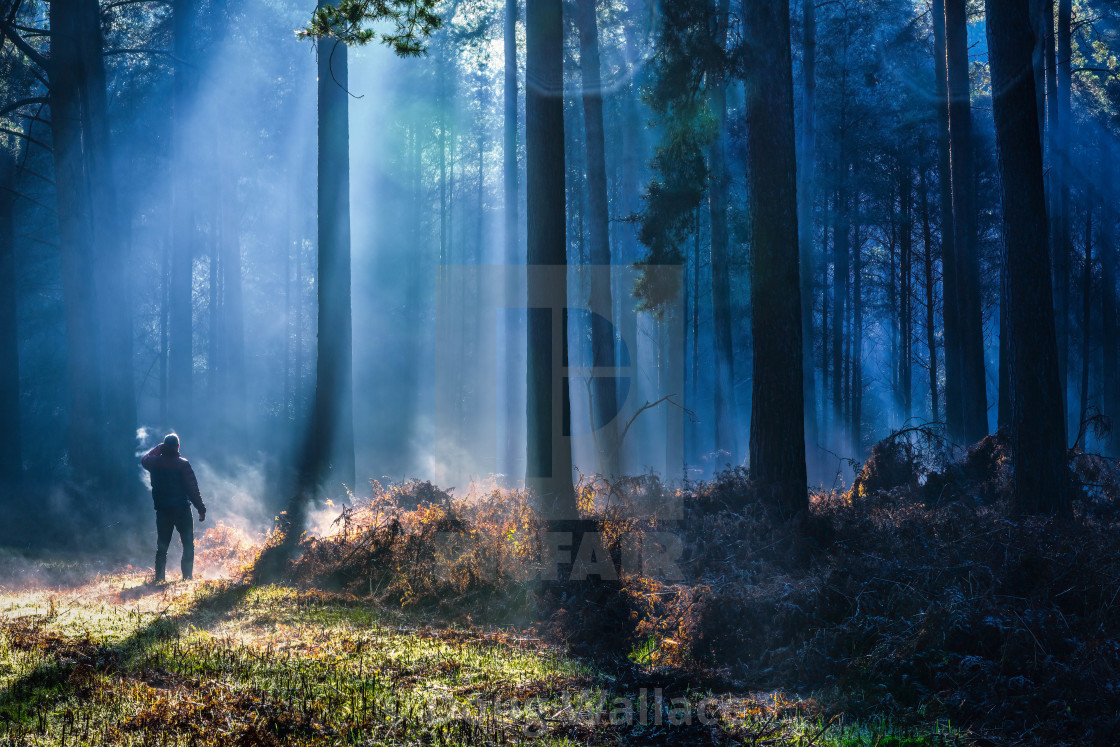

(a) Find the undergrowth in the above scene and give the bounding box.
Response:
[253,429,1120,745]
[4,426,1115,744]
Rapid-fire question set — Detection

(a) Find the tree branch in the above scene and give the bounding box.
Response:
[0,184,53,214]
[1072,66,1118,78]
[0,126,51,152]
[18,165,53,186]
[613,394,698,458]
[13,111,51,127]
[0,21,48,71]
[0,96,48,119]
[104,0,173,8]
[6,22,49,37]
[102,48,193,67]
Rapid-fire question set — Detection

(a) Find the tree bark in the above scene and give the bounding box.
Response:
[526,0,576,518]
[576,0,620,476]
[0,151,20,483]
[709,0,737,463]
[299,34,356,499]
[1078,205,1092,447]
[932,0,961,435]
[999,244,1012,429]
[1039,0,1070,407]
[49,0,134,504]
[1101,145,1119,454]
[899,156,914,421]
[985,0,1069,515]
[946,0,989,443]
[744,0,808,516]
[1057,0,1073,419]
[851,223,863,447]
[832,180,850,450]
[798,0,818,462]
[920,165,939,422]
[502,0,523,478]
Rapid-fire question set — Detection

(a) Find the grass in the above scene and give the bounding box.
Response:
[0,571,972,746]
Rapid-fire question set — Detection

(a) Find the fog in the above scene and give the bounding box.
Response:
[3,0,1120,558]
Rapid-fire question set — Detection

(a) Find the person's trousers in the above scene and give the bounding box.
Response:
[155,505,195,581]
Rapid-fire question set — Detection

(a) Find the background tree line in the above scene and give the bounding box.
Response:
[0,0,1116,541]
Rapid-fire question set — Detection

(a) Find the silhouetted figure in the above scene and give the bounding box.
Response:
[141,433,207,582]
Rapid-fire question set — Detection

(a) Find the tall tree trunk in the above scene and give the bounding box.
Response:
[843,270,852,428]
[852,225,864,449]
[1078,205,1092,447]
[1057,0,1073,419]
[576,0,619,476]
[300,34,355,499]
[50,0,133,507]
[900,157,914,421]
[502,0,523,478]
[999,245,1012,429]
[0,151,20,483]
[617,17,644,474]
[1101,146,1119,452]
[946,0,988,443]
[820,199,831,435]
[889,183,899,408]
[920,166,939,422]
[1030,0,1048,148]
[744,0,808,516]
[985,0,1068,515]
[1039,0,1066,405]
[688,207,700,464]
[1034,0,1069,408]
[1039,0,1070,408]
[708,0,737,464]
[526,0,576,517]
[399,125,424,459]
[832,181,850,450]
[798,0,817,462]
[932,0,962,436]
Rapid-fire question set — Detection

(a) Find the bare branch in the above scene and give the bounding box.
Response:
[0,126,51,152]
[104,0,172,8]
[6,22,48,37]
[18,165,53,186]
[0,21,48,71]
[0,96,48,119]
[0,184,53,214]
[13,111,51,127]
[102,48,193,67]
[613,394,698,458]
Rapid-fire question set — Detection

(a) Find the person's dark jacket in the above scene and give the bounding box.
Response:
[141,444,206,512]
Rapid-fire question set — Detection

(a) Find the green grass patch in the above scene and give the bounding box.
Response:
[0,578,972,745]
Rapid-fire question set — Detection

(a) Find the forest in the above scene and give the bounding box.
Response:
[2,0,1120,744]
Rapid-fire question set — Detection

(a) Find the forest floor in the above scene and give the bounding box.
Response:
[2,429,1117,745]
[0,574,956,746]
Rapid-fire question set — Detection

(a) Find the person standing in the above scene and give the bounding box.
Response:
[140,433,207,582]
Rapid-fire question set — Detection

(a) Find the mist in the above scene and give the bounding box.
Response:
[2,0,1120,550]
